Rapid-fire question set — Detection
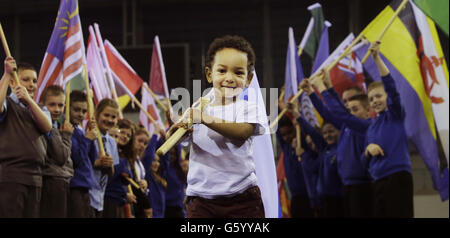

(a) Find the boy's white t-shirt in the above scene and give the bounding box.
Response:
[186,99,266,199]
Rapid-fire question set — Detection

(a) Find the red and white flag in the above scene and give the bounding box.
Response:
[140,83,164,136]
[149,36,170,98]
[104,40,143,99]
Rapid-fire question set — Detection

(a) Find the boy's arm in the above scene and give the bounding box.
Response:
[141,134,159,172]
[0,57,15,117]
[296,116,327,152]
[322,89,371,133]
[382,74,404,119]
[46,128,71,166]
[300,78,342,129]
[202,117,254,142]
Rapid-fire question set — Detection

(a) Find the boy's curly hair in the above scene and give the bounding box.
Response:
[206,35,255,72]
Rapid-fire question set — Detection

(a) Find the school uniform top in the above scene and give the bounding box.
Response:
[298,117,343,197]
[89,133,120,211]
[42,121,74,183]
[298,135,321,208]
[311,89,372,186]
[69,125,95,190]
[165,144,186,208]
[186,100,266,199]
[142,135,168,218]
[363,74,411,181]
[0,93,50,187]
[104,157,131,206]
[275,130,308,197]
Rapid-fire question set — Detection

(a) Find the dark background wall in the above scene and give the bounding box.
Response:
[0,0,448,94]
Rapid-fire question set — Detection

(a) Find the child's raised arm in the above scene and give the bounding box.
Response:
[0,57,15,115]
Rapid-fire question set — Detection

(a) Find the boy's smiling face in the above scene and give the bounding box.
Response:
[206,48,252,101]
[44,94,65,121]
[368,87,387,114]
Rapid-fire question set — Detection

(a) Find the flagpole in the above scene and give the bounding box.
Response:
[129,93,163,132]
[65,81,71,125]
[83,65,105,156]
[156,97,210,156]
[142,82,168,112]
[361,0,409,63]
[295,124,302,162]
[0,23,21,86]
[92,23,123,119]
[270,32,364,130]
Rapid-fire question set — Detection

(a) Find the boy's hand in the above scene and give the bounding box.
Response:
[167,121,193,139]
[100,155,114,168]
[365,143,385,158]
[299,80,313,95]
[138,179,148,191]
[127,193,137,203]
[85,121,98,140]
[369,41,381,60]
[60,121,74,134]
[4,57,17,77]
[14,85,32,105]
[286,102,301,119]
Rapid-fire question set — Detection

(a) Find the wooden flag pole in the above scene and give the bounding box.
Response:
[142,82,168,112]
[295,124,302,162]
[129,93,163,133]
[83,65,105,156]
[361,0,409,63]
[278,87,285,102]
[65,81,71,125]
[0,23,21,86]
[156,97,210,156]
[270,32,364,131]
[125,177,140,189]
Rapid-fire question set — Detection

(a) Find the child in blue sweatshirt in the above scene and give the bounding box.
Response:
[276,115,314,218]
[363,41,413,218]
[138,127,168,218]
[300,70,374,217]
[67,90,96,218]
[288,103,344,217]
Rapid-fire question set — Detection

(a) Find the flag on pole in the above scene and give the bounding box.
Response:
[314,33,367,97]
[276,153,291,218]
[355,0,448,201]
[412,0,449,36]
[104,40,144,109]
[140,83,165,137]
[36,0,86,102]
[240,72,279,218]
[284,27,302,103]
[86,28,111,104]
[299,3,325,59]
[149,36,170,99]
[311,21,332,74]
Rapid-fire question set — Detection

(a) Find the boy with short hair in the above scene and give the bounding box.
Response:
[67,90,97,218]
[39,85,74,218]
[363,41,413,218]
[0,57,52,218]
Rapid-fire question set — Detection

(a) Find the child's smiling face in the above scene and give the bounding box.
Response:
[206,48,252,101]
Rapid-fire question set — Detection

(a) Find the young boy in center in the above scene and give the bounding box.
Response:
[363,41,413,218]
[39,85,74,218]
[170,35,266,218]
[0,58,52,218]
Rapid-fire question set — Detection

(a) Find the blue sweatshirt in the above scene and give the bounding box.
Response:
[313,89,372,186]
[298,134,321,208]
[165,144,186,210]
[104,158,131,206]
[69,126,95,189]
[298,117,343,197]
[363,74,411,181]
[142,135,168,218]
[276,130,308,197]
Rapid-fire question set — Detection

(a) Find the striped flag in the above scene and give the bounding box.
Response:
[299,3,325,59]
[355,0,448,201]
[149,36,170,98]
[36,0,86,103]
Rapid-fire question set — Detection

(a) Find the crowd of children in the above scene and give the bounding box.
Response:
[277,41,414,218]
[0,35,414,218]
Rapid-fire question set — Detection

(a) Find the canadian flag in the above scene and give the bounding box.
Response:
[149,36,170,98]
[140,83,164,136]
